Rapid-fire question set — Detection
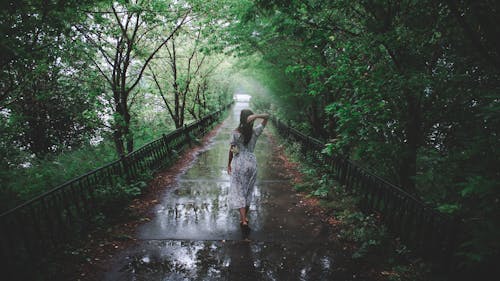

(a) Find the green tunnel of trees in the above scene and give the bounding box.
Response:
[1,0,498,274]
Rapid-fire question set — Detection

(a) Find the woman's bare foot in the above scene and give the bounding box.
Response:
[239,207,249,226]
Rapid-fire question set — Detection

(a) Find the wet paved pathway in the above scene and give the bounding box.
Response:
[104,101,363,280]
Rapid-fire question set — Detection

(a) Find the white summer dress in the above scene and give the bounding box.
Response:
[228,124,265,209]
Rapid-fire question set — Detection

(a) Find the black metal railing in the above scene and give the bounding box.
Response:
[271,116,459,268]
[0,104,231,267]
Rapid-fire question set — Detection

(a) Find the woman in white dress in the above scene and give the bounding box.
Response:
[227,109,269,228]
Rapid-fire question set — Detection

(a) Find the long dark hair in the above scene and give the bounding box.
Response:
[237,109,254,145]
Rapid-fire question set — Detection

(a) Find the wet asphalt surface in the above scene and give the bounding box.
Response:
[104,101,370,281]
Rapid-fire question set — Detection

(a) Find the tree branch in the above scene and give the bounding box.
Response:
[148,65,176,123]
[74,25,115,68]
[89,57,113,86]
[112,4,131,42]
[127,8,192,93]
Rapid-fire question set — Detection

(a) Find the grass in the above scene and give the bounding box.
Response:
[0,119,178,213]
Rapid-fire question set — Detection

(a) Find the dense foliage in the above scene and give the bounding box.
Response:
[217,0,499,275]
[1,0,498,276]
[0,0,233,211]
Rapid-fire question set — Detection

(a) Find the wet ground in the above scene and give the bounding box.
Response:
[104,101,371,281]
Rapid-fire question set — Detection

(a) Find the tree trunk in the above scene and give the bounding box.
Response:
[187,107,198,120]
[113,127,125,157]
[124,108,133,154]
[113,129,125,157]
[113,92,131,157]
[307,102,323,138]
[201,82,207,111]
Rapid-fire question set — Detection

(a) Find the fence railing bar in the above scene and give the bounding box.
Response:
[0,103,232,270]
[0,106,231,219]
[270,116,460,268]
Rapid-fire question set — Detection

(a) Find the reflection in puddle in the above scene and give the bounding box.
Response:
[111,240,350,281]
[105,101,359,280]
[139,178,273,240]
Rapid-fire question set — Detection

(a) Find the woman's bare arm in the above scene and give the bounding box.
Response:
[247,113,269,125]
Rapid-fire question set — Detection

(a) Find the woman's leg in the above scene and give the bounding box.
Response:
[245,205,250,223]
[239,207,248,226]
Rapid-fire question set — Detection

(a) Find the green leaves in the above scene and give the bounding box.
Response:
[1,0,499,273]
[459,176,497,207]
[437,203,460,214]
[237,0,500,273]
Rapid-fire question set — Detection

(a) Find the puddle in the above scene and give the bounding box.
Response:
[104,100,370,280]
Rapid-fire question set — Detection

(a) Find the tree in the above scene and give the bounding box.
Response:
[76,0,191,156]
[0,0,102,156]
[236,0,500,273]
[149,29,206,128]
[147,4,231,128]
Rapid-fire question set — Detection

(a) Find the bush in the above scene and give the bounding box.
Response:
[94,171,152,220]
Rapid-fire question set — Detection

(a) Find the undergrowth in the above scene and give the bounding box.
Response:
[0,118,174,213]
[273,129,439,281]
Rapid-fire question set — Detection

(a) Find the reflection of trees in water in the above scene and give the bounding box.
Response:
[115,240,345,280]
[162,181,233,230]
[107,103,349,280]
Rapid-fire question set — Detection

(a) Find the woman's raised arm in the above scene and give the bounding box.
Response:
[247,113,269,125]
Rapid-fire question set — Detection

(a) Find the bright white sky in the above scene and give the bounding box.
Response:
[234,94,251,101]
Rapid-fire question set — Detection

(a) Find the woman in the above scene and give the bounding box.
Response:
[227,109,269,228]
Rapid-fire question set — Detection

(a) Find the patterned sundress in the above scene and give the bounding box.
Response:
[228,124,265,209]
